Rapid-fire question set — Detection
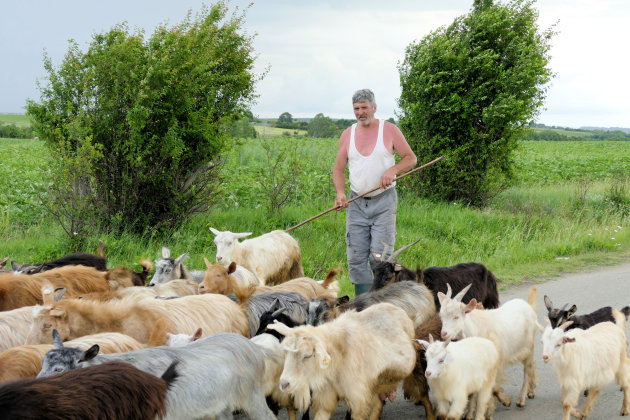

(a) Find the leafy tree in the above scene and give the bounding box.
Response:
[278,112,293,124]
[307,113,338,138]
[26,2,261,235]
[231,116,257,138]
[398,0,555,205]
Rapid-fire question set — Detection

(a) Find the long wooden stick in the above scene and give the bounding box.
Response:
[285,155,445,232]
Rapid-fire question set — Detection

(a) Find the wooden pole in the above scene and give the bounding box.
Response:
[285,155,445,232]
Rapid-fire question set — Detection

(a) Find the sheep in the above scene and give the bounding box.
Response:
[148,246,205,286]
[544,294,630,330]
[37,332,276,420]
[210,227,304,285]
[0,306,36,352]
[371,243,499,309]
[439,283,538,408]
[417,334,500,420]
[0,360,176,420]
[268,302,416,420]
[0,329,144,383]
[27,284,249,345]
[306,280,436,329]
[539,318,630,420]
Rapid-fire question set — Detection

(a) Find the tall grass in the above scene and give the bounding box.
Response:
[1,137,629,296]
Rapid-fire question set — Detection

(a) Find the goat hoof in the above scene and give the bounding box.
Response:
[621,408,629,416]
[528,392,536,399]
[516,401,526,408]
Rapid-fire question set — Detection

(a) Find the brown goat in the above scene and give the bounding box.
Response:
[0,266,114,311]
[0,361,176,420]
[0,332,145,383]
[199,259,339,301]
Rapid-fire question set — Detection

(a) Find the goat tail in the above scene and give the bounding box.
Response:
[321,267,341,288]
[527,286,538,313]
[146,317,176,347]
[97,242,108,257]
[415,266,424,284]
[613,309,628,331]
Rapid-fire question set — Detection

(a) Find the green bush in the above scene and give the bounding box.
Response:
[26,2,261,235]
[398,0,555,205]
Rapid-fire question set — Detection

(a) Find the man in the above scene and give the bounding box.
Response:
[333,89,417,295]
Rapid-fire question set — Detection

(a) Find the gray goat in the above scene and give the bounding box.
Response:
[38,332,276,420]
[149,246,205,286]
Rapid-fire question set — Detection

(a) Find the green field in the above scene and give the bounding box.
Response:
[0,114,32,128]
[2,136,629,296]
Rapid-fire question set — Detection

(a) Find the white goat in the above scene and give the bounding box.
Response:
[251,333,305,420]
[210,227,303,285]
[416,335,500,420]
[438,283,538,408]
[539,318,630,420]
[0,306,35,351]
[268,302,416,420]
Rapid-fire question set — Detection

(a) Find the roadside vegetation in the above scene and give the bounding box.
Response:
[2,135,629,297]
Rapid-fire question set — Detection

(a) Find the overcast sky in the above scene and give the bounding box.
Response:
[2,0,628,128]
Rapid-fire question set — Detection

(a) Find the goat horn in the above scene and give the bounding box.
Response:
[386,238,422,263]
[453,283,472,302]
[380,241,393,262]
[446,283,453,299]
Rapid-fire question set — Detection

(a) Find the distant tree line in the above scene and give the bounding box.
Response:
[523,126,630,141]
[0,124,34,139]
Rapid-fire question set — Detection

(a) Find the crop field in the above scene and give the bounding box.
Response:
[1,136,629,294]
[0,114,32,128]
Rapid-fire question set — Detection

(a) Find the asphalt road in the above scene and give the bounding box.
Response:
[259,260,630,420]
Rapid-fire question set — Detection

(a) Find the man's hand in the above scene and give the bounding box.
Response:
[335,193,348,210]
[379,168,397,190]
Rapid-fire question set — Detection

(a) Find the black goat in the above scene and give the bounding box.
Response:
[11,243,108,274]
[544,295,630,330]
[254,298,305,340]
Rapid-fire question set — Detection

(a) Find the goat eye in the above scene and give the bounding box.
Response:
[303,354,313,360]
[439,359,444,363]
[453,316,459,320]
[44,324,52,330]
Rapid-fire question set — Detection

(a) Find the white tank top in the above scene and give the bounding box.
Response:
[348,119,395,197]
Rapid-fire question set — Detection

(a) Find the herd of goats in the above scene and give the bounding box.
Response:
[0,227,629,420]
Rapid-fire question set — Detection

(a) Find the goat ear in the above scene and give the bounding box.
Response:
[437,291,447,306]
[371,252,382,262]
[314,338,331,369]
[544,295,553,311]
[563,336,576,344]
[227,261,237,274]
[235,232,252,239]
[559,320,574,331]
[266,320,293,336]
[394,264,402,272]
[334,296,350,306]
[453,284,472,302]
[11,261,21,271]
[209,227,220,236]
[161,246,171,258]
[192,328,203,341]
[80,345,100,362]
[464,299,477,314]
[414,339,430,350]
[174,253,188,266]
[567,305,577,316]
[204,257,212,269]
[52,329,64,348]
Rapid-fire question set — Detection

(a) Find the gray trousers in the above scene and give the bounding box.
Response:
[346,187,397,286]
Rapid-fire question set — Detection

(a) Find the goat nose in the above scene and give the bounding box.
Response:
[425,371,431,378]
[280,380,290,392]
[542,355,549,363]
[217,256,222,262]
[441,331,447,338]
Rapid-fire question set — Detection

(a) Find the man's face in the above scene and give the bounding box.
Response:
[353,101,376,126]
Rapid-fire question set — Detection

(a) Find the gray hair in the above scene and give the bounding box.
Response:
[352,89,375,106]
